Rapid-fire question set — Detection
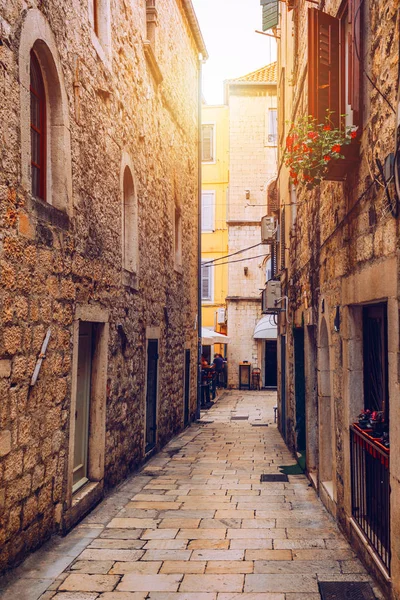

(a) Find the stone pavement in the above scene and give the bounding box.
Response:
[0,390,383,600]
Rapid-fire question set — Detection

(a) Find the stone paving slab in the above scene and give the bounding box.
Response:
[0,391,382,600]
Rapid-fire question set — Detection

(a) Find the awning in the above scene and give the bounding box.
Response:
[201,327,230,345]
[253,315,277,339]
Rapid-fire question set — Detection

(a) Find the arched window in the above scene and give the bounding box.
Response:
[123,166,138,274]
[174,197,182,269]
[20,10,73,213]
[30,51,46,200]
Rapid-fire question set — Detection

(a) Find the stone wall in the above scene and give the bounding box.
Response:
[0,0,202,572]
[277,0,400,595]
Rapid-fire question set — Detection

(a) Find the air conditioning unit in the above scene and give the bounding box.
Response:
[262,280,282,313]
[217,308,226,324]
[261,215,276,244]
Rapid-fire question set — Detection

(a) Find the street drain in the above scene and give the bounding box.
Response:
[318,582,376,600]
[260,474,288,482]
[197,420,214,425]
[251,423,269,427]
[231,416,248,420]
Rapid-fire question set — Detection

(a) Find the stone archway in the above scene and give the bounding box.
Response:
[318,316,334,498]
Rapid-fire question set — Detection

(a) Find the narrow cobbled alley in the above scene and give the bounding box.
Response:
[0,391,383,600]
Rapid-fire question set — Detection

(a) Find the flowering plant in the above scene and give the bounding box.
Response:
[285,111,358,188]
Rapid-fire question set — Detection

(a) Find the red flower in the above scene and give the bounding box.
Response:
[331,144,341,153]
[323,125,331,131]
[286,135,294,149]
[308,131,319,140]
[350,130,357,139]
[323,155,331,162]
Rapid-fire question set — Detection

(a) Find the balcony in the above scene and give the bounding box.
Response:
[350,424,390,573]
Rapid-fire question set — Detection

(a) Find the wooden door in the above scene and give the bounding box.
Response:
[184,349,191,426]
[265,340,278,387]
[73,322,93,492]
[145,339,159,453]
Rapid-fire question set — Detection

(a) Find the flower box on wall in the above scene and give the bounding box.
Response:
[324,139,360,181]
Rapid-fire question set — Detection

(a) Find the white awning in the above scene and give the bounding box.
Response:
[253,315,277,339]
[201,327,230,345]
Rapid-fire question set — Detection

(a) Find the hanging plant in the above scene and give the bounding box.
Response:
[284,111,358,188]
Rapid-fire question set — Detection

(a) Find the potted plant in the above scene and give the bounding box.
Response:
[358,409,371,429]
[284,111,358,189]
[370,411,384,436]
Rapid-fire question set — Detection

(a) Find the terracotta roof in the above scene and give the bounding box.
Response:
[229,62,277,84]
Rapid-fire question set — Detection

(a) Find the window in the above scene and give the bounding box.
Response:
[265,258,272,282]
[201,261,212,301]
[122,166,138,274]
[308,3,362,129]
[88,0,111,60]
[30,51,46,200]
[174,205,182,268]
[267,108,278,145]
[146,0,158,47]
[201,191,215,232]
[202,124,215,162]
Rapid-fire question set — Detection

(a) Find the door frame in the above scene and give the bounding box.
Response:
[144,327,160,455]
[67,305,109,508]
[183,344,191,427]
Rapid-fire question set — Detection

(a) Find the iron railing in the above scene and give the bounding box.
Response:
[350,425,390,573]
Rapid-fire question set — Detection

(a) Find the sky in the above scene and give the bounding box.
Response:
[191,0,277,105]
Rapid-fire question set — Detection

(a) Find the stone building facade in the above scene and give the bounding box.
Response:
[225,65,278,388]
[201,103,229,359]
[273,0,400,596]
[0,0,206,572]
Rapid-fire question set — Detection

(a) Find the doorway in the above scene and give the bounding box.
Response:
[184,349,191,426]
[294,328,306,453]
[264,340,277,388]
[73,321,93,493]
[280,335,286,441]
[145,339,159,453]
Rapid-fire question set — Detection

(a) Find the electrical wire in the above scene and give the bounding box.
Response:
[203,253,270,267]
[202,242,264,266]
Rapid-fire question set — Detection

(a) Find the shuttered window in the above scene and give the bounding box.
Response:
[308,8,340,127]
[347,0,362,124]
[202,124,214,162]
[201,261,212,301]
[261,0,279,32]
[280,208,286,271]
[202,191,215,232]
[267,108,278,145]
[308,4,362,128]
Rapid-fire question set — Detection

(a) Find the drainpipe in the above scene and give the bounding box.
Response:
[196,53,203,421]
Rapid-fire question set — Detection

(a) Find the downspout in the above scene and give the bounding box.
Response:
[196,53,203,421]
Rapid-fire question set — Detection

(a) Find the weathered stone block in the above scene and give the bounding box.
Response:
[0,429,12,457]
[0,359,12,378]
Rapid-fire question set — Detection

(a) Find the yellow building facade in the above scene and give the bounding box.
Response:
[201,104,229,356]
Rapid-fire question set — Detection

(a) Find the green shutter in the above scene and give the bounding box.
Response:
[261,0,279,31]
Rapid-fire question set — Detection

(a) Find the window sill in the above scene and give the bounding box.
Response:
[122,269,139,291]
[143,40,163,85]
[31,196,70,231]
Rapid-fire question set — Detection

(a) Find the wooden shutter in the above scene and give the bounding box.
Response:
[348,0,362,123]
[201,262,211,300]
[201,191,215,231]
[202,125,214,162]
[261,0,279,32]
[280,208,285,271]
[308,8,340,127]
